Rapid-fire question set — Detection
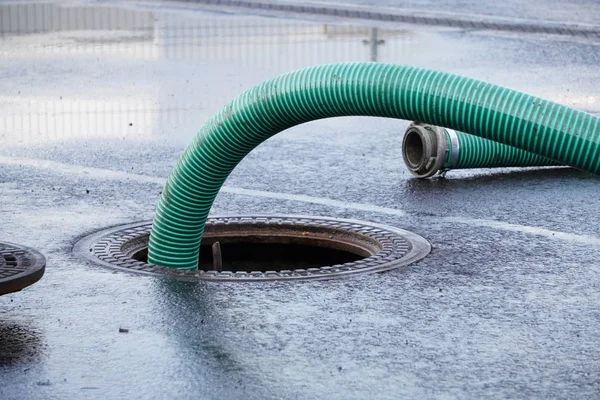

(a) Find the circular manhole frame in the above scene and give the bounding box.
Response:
[74,215,431,282]
[0,242,46,296]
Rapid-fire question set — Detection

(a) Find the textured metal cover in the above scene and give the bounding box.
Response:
[74,216,430,282]
[0,242,46,296]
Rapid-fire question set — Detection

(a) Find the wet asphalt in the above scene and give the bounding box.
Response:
[0,1,599,399]
[278,0,600,25]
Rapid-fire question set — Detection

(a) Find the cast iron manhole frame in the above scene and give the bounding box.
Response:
[0,242,46,296]
[74,215,430,282]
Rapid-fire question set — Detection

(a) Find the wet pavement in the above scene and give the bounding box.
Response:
[277,0,600,25]
[1,1,599,399]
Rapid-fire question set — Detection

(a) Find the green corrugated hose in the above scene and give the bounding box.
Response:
[148,62,600,270]
[450,129,560,169]
[402,122,560,178]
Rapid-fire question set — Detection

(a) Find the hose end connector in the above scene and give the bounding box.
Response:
[402,122,452,178]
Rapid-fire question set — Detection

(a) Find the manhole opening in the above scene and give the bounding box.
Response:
[77,216,431,281]
[132,236,369,273]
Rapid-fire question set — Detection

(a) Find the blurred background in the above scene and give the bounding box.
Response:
[1,1,597,147]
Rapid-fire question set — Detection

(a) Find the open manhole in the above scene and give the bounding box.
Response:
[74,216,430,281]
[0,242,46,296]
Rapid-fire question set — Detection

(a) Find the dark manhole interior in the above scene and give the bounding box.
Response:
[76,216,431,281]
[132,240,365,273]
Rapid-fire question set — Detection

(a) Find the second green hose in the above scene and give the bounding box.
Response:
[402,122,561,177]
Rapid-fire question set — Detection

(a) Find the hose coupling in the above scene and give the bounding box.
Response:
[402,122,457,178]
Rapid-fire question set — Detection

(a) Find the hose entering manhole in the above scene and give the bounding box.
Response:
[146,62,599,270]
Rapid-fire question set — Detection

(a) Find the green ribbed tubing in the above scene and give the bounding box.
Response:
[447,129,561,169]
[148,62,600,269]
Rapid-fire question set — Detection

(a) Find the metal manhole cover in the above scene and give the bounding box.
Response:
[0,242,46,296]
[74,215,431,282]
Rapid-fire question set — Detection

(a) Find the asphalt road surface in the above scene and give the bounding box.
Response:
[0,1,599,399]
[278,0,600,25]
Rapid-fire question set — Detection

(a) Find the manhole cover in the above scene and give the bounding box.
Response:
[0,242,46,296]
[74,215,430,282]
